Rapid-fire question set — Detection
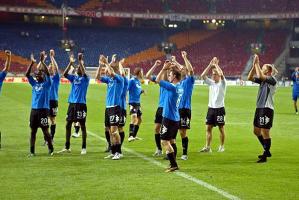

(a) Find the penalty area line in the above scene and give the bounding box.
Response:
[87,130,240,200]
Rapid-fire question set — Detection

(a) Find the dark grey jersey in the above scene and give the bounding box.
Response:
[253,76,277,110]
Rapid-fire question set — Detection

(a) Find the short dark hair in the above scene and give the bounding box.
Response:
[134,67,142,76]
[171,69,181,81]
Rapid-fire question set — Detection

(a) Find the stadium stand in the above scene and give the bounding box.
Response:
[0,0,55,8]
[0,23,175,70]
[1,0,298,14]
[0,21,288,76]
[132,29,288,77]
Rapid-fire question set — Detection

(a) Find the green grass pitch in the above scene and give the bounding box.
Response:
[0,83,299,200]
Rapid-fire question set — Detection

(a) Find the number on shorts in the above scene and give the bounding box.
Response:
[217,115,223,122]
[41,118,48,126]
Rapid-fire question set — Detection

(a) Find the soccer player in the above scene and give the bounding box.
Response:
[291,67,299,114]
[145,60,165,156]
[48,49,60,141]
[26,52,54,156]
[118,58,128,155]
[248,54,278,163]
[174,51,194,160]
[96,55,124,160]
[0,50,11,94]
[128,67,144,142]
[155,61,183,172]
[58,53,90,155]
[199,57,227,153]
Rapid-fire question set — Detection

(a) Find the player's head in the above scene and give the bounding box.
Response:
[134,67,143,79]
[34,69,44,82]
[48,63,55,76]
[76,66,83,76]
[295,67,299,72]
[111,64,120,74]
[211,67,220,83]
[168,66,181,83]
[262,64,273,76]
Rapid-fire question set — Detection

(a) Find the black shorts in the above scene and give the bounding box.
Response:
[160,117,179,141]
[206,107,226,126]
[154,107,163,124]
[30,109,49,129]
[105,106,121,127]
[179,108,191,129]
[129,103,142,117]
[253,108,274,129]
[66,103,87,123]
[119,108,127,127]
[49,100,58,117]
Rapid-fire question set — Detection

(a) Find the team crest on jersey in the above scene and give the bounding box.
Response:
[108,80,114,87]
[136,84,141,88]
[34,84,43,92]
[74,77,83,85]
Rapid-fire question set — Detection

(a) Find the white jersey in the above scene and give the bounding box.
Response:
[204,77,226,108]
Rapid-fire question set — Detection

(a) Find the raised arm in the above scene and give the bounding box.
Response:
[156,61,171,83]
[201,57,216,80]
[271,65,278,76]
[78,53,86,76]
[100,54,115,77]
[254,55,266,81]
[95,55,105,80]
[181,51,194,76]
[50,49,59,74]
[171,56,184,71]
[145,60,161,79]
[2,50,11,72]
[25,54,36,77]
[40,51,50,76]
[213,58,224,80]
[247,55,257,81]
[119,58,126,77]
[63,54,75,78]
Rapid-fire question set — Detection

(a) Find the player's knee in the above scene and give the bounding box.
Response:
[161,140,169,147]
[111,131,118,136]
[253,127,260,136]
[180,131,186,138]
[50,117,56,125]
[138,117,142,124]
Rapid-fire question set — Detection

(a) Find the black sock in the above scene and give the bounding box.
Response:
[296,108,298,112]
[182,137,189,155]
[30,146,35,154]
[264,138,271,153]
[171,143,177,158]
[129,124,134,137]
[133,125,139,137]
[65,141,70,150]
[167,152,178,168]
[155,134,162,150]
[118,144,122,154]
[116,144,121,154]
[50,124,56,140]
[257,135,265,150]
[105,131,111,147]
[119,131,125,145]
[75,125,80,134]
[111,145,116,154]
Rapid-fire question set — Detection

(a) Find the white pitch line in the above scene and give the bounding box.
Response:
[87,131,240,200]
